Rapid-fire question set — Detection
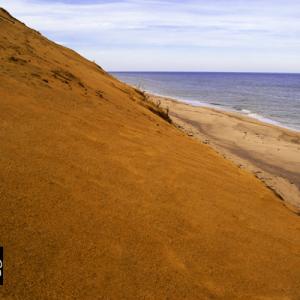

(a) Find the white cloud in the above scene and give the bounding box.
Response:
[2,0,300,72]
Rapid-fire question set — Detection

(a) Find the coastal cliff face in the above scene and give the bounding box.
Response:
[0,8,299,300]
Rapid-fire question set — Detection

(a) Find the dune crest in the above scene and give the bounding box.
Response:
[0,9,299,300]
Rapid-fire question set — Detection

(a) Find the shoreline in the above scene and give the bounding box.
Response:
[148,93,300,214]
[144,90,300,133]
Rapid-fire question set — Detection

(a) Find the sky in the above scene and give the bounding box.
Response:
[2,0,300,72]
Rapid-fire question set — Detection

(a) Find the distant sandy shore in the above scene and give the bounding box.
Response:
[149,94,300,213]
[3,8,300,299]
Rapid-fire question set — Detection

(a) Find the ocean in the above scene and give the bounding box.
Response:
[111,72,300,132]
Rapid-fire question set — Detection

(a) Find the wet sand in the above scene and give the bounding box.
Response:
[150,94,300,213]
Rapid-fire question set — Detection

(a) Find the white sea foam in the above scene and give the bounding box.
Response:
[144,89,298,132]
[241,109,251,114]
[236,109,296,131]
[112,72,300,132]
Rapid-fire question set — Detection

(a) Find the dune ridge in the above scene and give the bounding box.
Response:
[0,8,300,299]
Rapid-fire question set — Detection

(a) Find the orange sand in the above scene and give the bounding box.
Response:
[0,8,300,300]
[150,94,300,213]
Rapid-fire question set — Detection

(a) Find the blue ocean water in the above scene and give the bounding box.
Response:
[111,72,300,131]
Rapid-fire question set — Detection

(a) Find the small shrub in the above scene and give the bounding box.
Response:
[147,105,172,123]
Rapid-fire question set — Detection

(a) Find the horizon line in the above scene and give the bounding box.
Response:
[109,70,300,75]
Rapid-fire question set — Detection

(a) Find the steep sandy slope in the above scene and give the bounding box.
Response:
[0,8,299,300]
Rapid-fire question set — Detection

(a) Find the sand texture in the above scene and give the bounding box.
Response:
[0,8,300,300]
[151,95,300,213]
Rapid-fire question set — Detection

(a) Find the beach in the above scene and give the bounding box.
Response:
[1,8,300,299]
[149,94,300,213]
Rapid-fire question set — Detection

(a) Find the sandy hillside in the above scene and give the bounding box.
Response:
[0,8,299,300]
[151,95,300,213]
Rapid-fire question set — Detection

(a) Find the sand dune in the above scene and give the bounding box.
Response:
[151,94,300,214]
[0,8,300,300]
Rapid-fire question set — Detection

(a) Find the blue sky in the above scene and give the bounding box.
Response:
[2,0,300,72]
